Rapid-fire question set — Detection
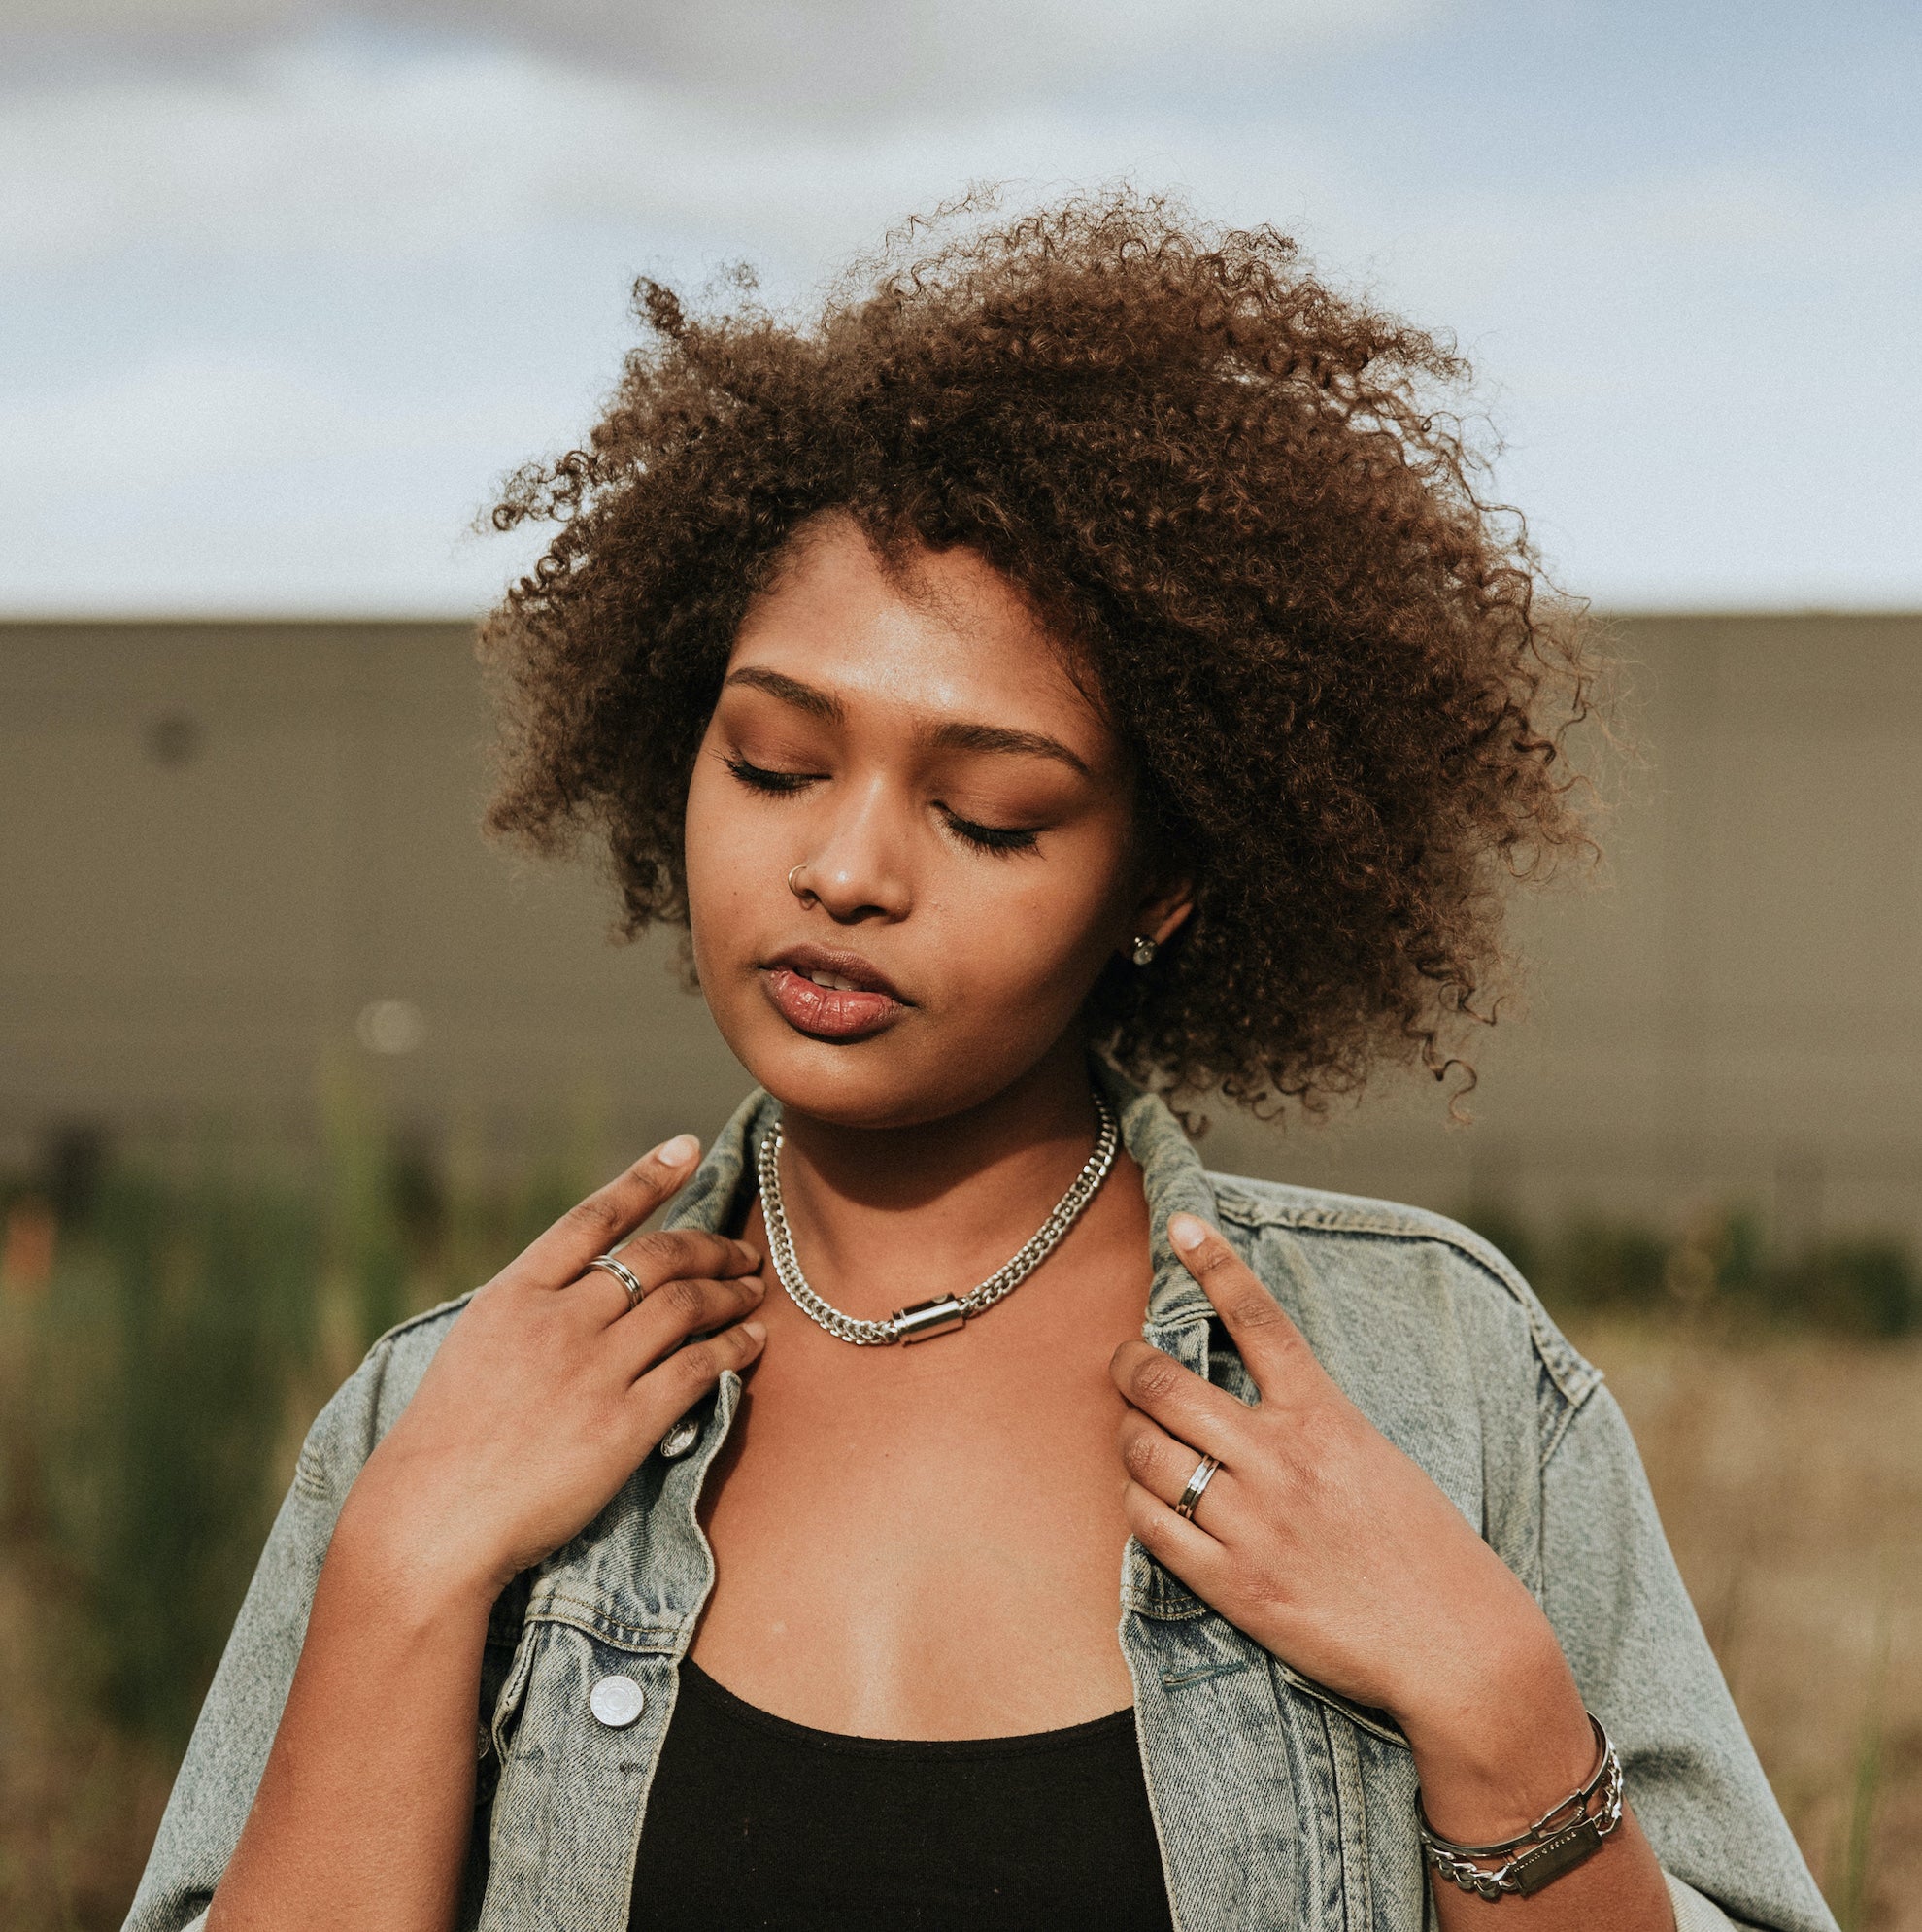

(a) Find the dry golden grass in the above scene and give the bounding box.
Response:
[0,1545,175,1929]
[1,1323,1911,1927]
[1575,1322,1922,1929]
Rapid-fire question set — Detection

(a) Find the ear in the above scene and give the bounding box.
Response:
[1122,877,1195,957]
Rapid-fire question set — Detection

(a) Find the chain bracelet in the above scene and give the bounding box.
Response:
[1418,1713,1625,1900]
[757,1087,1119,1345]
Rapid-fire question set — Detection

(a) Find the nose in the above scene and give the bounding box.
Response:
[797,775,912,924]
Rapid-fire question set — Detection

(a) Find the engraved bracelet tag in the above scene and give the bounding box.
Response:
[1510,1818,1606,1896]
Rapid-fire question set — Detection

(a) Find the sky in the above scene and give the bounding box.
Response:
[3,0,1917,616]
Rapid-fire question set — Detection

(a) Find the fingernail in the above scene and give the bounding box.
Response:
[743,1320,767,1342]
[655,1134,699,1167]
[1168,1213,1209,1252]
[738,1242,762,1268]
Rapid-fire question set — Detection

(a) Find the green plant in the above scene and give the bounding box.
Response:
[11,1077,614,1755]
[1452,1201,1922,1340]
[1790,1242,1920,1339]
[29,1162,319,1746]
[1834,1597,1893,1929]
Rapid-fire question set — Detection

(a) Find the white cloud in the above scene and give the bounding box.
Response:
[8,0,1435,123]
[0,338,553,612]
[2,12,1917,612]
[0,37,1242,277]
[1,40,624,271]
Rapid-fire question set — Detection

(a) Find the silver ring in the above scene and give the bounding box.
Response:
[787,864,808,897]
[1173,1453,1221,1521]
[585,1253,647,1312]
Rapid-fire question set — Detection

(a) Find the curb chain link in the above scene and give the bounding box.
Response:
[757,1089,1119,1345]
[1419,1717,1625,1900]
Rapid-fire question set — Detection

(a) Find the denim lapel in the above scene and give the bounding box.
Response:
[1093,1058,1222,1341]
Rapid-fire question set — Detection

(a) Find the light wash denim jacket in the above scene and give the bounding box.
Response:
[128,1067,1836,1932]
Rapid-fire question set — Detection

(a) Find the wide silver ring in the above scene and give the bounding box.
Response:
[585,1253,647,1312]
[1173,1453,1221,1521]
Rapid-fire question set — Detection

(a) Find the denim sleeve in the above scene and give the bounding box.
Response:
[1668,1871,1759,1931]
[121,1337,395,1932]
[1540,1380,1837,1932]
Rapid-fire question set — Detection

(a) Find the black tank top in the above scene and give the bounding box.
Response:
[628,1658,1175,1931]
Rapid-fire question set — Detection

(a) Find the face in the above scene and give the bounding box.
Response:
[683,516,1189,1131]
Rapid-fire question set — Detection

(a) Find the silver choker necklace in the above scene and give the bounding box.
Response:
[756,1089,1120,1345]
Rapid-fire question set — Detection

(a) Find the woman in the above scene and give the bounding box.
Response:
[128,198,1833,1931]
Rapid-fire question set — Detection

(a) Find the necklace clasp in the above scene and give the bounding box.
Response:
[892,1295,968,1343]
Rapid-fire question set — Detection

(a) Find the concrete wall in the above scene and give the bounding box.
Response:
[5,614,1919,1245]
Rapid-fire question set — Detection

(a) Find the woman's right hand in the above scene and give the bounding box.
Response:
[336,1134,767,1605]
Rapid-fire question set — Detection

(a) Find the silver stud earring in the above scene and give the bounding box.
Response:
[1130,935,1158,967]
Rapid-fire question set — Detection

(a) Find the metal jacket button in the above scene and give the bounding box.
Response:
[658,1415,700,1459]
[589,1675,647,1729]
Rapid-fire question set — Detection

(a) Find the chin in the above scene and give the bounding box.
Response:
[721,1008,1049,1134]
[740,1032,969,1131]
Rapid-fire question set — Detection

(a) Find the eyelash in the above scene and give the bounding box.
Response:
[722,755,1042,857]
[724,754,816,796]
[944,815,1039,857]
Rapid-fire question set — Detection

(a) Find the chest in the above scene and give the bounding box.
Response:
[687,1200,1154,1734]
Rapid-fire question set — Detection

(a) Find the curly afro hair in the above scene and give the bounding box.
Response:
[480,191,1597,1120]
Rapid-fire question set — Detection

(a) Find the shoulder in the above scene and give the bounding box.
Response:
[1204,1169,1602,1454]
[370,1291,474,1391]
[290,1292,475,1502]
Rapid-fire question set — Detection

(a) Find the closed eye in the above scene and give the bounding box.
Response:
[939,807,1042,856]
[724,753,821,796]
[726,753,1040,853]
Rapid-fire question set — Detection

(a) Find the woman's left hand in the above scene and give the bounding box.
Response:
[1112,1211,1598,1843]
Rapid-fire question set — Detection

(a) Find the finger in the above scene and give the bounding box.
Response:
[1116,1409,1234,1535]
[571,1227,762,1326]
[609,1227,762,1294]
[519,1135,704,1284]
[1110,1338,1248,1457]
[611,1271,767,1378]
[1122,1479,1231,1594]
[635,1317,768,1426]
[1166,1213,1320,1399]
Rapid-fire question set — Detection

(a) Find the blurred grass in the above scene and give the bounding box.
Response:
[0,1076,608,1928]
[1456,1198,1922,1340]
[1837,1603,1894,1932]
[0,1114,1915,1926]
[1582,1321,1921,1930]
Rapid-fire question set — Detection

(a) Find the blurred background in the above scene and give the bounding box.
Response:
[3,2,1919,1925]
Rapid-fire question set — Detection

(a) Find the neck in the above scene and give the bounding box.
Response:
[769,1034,1106,1319]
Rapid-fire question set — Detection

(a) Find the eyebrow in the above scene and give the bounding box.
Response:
[722,667,1093,778]
[724,665,844,721]
[923,719,1092,779]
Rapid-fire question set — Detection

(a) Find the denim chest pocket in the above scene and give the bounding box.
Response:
[1127,1554,1408,1754]
[1126,1551,1215,1622]
[1266,1656,1410,1751]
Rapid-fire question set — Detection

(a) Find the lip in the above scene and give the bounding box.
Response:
[759,944,911,1042]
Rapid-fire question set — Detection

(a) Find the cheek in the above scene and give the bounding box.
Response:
[935,831,1133,1012]
[682,751,765,958]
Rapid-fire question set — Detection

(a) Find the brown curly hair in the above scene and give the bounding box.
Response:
[480,191,1597,1120]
